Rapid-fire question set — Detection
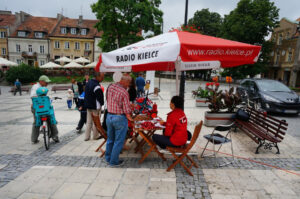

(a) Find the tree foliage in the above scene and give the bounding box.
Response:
[5,63,43,84]
[91,0,163,52]
[220,0,279,78]
[188,8,223,37]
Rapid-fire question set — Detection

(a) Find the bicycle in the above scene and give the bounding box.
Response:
[32,87,61,150]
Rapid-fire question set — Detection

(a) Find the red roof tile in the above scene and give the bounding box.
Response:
[50,17,102,39]
[0,14,16,27]
[10,16,58,38]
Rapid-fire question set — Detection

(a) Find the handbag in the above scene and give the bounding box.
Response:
[236,108,250,121]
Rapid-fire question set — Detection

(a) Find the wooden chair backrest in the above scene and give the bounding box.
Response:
[186,121,203,150]
[91,114,107,139]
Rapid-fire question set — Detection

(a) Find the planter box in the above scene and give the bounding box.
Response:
[196,97,208,107]
[204,111,236,127]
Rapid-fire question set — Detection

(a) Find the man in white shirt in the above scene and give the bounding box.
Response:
[31,75,59,143]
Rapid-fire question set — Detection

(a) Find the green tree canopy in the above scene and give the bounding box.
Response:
[188,8,223,37]
[220,0,279,78]
[91,0,163,52]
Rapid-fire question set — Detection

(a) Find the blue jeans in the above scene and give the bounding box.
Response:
[137,88,144,97]
[67,100,72,109]
[105,113,128,165]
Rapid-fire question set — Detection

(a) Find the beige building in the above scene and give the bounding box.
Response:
[0,11,16,59]
[268,17,300,86]
[49,16,101,63]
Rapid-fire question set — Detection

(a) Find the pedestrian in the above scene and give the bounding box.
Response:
[128,76,137,103]
[105,74,133,166]
[136,72,145,97]
[71,79,79,109]
[82,73,90,89]
[30,75,59,143]
[76,91,87,133]
[84,72,105,141]
[152,96,189,149]
[66,89,74,109]
[14,79,22,96]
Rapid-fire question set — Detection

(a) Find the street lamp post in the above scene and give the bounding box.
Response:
[179,0,189,109]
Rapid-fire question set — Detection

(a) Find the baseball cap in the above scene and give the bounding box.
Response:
[39,75,51,83]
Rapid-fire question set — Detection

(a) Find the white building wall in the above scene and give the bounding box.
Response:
[8,37,49,66]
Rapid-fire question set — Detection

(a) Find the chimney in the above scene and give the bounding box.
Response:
[57,13,63,21]
[79,15,83,24]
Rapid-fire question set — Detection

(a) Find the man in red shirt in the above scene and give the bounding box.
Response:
[105,74,133,166]
[152,96,188,149]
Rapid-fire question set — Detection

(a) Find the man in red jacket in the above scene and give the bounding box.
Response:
[152,96,188,149]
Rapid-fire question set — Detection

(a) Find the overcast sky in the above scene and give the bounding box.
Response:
[1,0,299,33]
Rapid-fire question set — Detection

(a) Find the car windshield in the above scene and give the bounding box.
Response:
[256,80,291,92]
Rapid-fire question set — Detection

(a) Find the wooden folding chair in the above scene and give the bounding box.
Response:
[166,121,203,176]
[91,114,107,157]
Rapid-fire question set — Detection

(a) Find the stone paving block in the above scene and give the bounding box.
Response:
[0,180,33,198]
[14,166,54,183]
[122,168,150,185]
[146,192,177,199]
[115,184,147,199]
[17,192,49,199]
[27,177,64,195]
[67,167,99,183]
[51,182,89,199]
[148,178,177,195]
[85,180,119,197]
[96,168,125,181]
[210,193,241,199]
[0,164,6,170]
[81,196,112,199]
[150,168,176,178]
[45,166,77,179]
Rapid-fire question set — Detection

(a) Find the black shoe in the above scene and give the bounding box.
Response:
[94,135,104,140]
[52,137,60,143]
[109,160,124,167]
[75,127,81,133]
[32,140,39,144]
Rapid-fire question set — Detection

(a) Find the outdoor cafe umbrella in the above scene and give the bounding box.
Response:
[74,57,90,64]
[63,61,83,68]
[95,30,261,94]
[0,57,18,66]
[85,61,97,68]
[39,61,61,69]
[55,56,72,63]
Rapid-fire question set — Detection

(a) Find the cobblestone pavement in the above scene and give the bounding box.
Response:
[0,79,300,199]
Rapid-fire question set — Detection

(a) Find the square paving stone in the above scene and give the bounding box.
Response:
[17,192,49,199]
[45,166,77,179]
[51,182,89,199]
[122,168,150,185]
[96,168,125,181]
[85,180,119,197]
[146,192,177,199]
[67,167,99,183]
[150,169,176,179]
[148,179,177,195]
[0,180,34,198]
[27,177,64,195]
[115,184,147,199]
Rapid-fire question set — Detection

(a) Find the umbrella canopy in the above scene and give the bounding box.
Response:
[55,56,72,63]
[96,30,261,72]
[85,61,97,68]
[39,61,61,69]
[74,57,90,63]
[0,57,18,66]
[63,61,83,68]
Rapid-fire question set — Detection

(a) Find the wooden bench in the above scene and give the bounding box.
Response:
[51,85,72,93]
[235,107,288,154]
[9,87,30,93]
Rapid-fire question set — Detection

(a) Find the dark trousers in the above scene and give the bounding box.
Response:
[14,86,22,96]
[73,97,78,108]
[77,111,87,129]
[152,134,176,149]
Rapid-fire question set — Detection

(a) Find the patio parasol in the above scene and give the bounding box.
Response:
[74,57,90,64]
[63,61,83,68]
[0,57,18,66]
[55,56,72,63]
[39,61,61,69]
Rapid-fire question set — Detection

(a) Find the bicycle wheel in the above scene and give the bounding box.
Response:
[42,122,50,150]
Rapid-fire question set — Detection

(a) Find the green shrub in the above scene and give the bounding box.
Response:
[5,63,43,84]
[0,70,4,78]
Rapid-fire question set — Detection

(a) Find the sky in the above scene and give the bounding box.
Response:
[1,0,299,33]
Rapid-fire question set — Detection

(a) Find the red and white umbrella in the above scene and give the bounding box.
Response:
[96,30,261,72]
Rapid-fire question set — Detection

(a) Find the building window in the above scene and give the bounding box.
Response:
[286,32,290,39]
[1,48,6,55]
[54,41,60,49]
[40,45,45,54]
[278,34,283,45]
[40,60,45,66]
[17,59,22,64]
[65,42,70,49]
[0,31,6,38]
[71,28,77,34]
[75,42,80,50]
[16,44,21,53]
[81,29,87,35]
[28,45,32,52]
[85,43,90,50]
[17,31,26,37]
[61,27,67,34]
[34,32,43,38]
[275,51,280,65]
[288,51,293,62]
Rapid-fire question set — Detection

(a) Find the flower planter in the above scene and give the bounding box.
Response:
[204,111,236,127]
[196,97,208,107]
